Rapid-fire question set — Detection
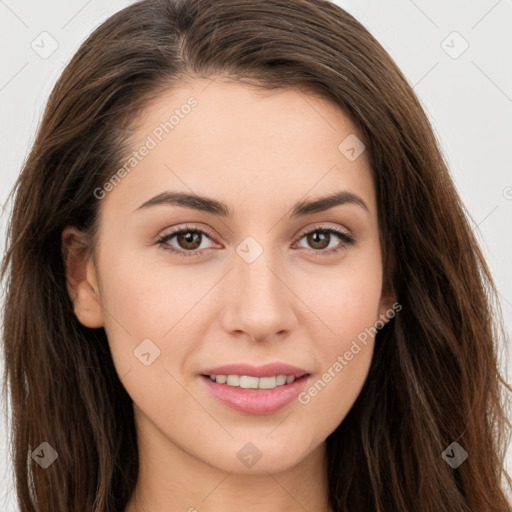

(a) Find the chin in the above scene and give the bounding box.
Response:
[202,435,319,475]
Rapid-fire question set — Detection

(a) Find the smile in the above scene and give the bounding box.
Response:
[200,373,311,415]
[205,374,296,389]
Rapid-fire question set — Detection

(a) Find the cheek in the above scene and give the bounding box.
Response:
[96,244,216,380]
[98,245,199,334]
[294,248,382,413]
[295,280,378,429]
[301,243,383,344]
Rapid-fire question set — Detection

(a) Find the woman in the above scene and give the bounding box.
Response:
[2,0,511,510]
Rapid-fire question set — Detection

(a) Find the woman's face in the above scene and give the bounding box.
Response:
[67,78,394,474]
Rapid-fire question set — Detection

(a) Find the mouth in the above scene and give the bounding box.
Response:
[200,373,309,389]
[199,372,312,415]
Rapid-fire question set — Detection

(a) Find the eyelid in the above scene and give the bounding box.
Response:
[158,223,217,242]
[294,222,353,242]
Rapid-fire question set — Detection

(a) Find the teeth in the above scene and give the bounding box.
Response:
[226,375,240,386]
[240,375,259,389]
[256,376,276,389]
[209,374,297,389]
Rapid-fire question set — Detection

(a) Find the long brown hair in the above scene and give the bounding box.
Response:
[2,0,511,510]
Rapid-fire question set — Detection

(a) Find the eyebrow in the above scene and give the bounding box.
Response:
[134,190,369,217]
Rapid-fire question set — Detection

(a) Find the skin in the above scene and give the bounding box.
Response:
[63,77,395,512]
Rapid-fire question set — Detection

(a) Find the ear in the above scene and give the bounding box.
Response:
[376,253,397,328]
[61,226,104,328]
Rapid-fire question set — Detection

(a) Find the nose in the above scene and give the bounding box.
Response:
[219,246,298,343]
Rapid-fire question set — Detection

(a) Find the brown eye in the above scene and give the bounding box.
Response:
[157,225,217,258]
[175,231,202,250]
[305,231,331,250]
[295,226,355,255]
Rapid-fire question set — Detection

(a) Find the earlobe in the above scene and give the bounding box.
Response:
[62,226,104,329]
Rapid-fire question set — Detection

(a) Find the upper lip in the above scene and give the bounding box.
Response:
[200,363,310,378]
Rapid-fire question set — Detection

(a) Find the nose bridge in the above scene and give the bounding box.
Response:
[222,235,296,339]
[237,238,285,307]
[239,250,281,302]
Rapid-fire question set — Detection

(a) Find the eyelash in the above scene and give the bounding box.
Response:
[156,224,355,259]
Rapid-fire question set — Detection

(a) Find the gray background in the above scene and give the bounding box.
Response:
[1,0,511,509]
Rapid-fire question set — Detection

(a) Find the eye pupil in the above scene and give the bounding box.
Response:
[308,231,330,250]
[177,231,201,250]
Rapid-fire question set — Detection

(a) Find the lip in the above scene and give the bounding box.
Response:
[199,363,312,415]
[200,362,310,378]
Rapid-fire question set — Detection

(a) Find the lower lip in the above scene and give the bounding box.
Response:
[200,374,311,415]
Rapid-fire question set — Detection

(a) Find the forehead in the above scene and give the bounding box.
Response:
[102,78,376,217]
[131,77,364,153]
